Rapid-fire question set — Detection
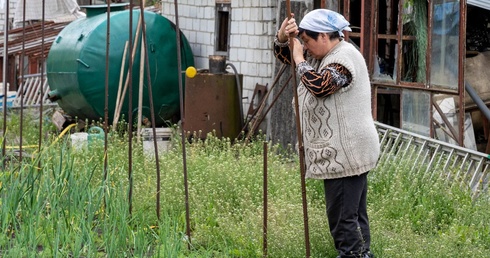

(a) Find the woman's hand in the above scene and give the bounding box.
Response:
[291,38,305,64]
[278,14,299,42]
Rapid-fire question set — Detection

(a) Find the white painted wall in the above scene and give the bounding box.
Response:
[0,0,18,32]
[161,0,278,114]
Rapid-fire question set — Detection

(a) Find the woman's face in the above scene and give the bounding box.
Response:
[299,33,330,60]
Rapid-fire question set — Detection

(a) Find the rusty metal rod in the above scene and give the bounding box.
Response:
[36,0,46,172]
[127,0,135,216]
[1,0,8,169]
[286,1,311,257]
[243,63,288,141]
[246,74,292,143]
[457,0,467,147]
[19,0,27,163]
[262,141,268,258]
[432,101,459,142]
[138,0,163,222]
[103,0,111,213]
[242,63,287,133]
[173,0,192,248]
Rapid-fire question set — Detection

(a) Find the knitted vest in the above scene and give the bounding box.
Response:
[297,40,380,179]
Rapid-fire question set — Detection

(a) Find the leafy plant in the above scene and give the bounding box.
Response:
[0,112,488,257]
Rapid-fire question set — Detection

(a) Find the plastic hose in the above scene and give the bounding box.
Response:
[226,62,244,125]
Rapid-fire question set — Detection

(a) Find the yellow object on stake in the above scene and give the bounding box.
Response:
[185,66,197,78]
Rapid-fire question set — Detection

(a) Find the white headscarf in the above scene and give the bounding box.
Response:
[299,9,352,37]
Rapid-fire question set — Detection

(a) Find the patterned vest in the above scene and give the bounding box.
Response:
[297,40,380,179]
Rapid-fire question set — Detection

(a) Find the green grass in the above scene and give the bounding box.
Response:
[0,116,489,257]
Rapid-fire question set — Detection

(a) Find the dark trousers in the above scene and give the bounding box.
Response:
[324,172,370,258]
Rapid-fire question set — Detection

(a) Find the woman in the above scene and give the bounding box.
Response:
[274,9,380,258]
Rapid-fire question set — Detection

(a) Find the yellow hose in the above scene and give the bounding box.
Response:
[5,145,38,149]
[5,123,77,150]
[48,123,77,147]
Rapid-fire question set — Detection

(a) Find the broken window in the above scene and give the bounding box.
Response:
[346,0,466,145]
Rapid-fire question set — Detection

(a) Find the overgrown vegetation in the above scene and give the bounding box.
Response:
[0,112,488,257]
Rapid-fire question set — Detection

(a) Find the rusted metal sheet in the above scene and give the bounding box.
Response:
[184,73,243,139]
[0,21,68,56]
[0,21,68,89]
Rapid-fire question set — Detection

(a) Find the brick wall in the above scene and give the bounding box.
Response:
[161,0,278,114]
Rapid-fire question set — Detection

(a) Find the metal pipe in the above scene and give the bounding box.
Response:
[466,82,490,122]
[225,62,244,126]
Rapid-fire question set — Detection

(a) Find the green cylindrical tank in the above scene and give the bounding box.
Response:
[47,4,194,126]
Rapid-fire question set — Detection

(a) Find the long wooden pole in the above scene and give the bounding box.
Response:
[112,17,143,128]
[113,41,129,129]
[285,1,311,257]
[136,1,146,140]
[137,32,145,141]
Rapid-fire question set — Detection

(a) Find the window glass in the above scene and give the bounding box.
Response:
[430,1,460,90]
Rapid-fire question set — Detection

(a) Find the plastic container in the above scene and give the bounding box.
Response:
[0,91,17,109]
[87,126,105,147]
[70,132,88,151]
[141,128,172,157]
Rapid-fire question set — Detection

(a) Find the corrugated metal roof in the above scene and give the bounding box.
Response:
[0,21,69,57]
[13,0,85,26]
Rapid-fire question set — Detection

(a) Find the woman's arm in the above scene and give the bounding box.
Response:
[297,62,352,98]
[273,15,299,65]
[274,33,293,65]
